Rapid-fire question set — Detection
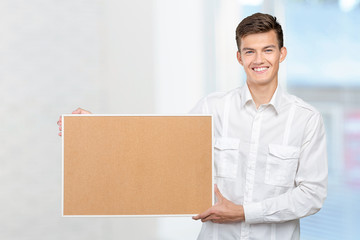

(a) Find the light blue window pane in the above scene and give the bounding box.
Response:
[285,1,360,87]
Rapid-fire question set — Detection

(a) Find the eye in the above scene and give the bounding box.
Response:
[265,49,273,53]
[245,50,254,54]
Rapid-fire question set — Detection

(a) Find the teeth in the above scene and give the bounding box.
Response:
[253,67,268,72]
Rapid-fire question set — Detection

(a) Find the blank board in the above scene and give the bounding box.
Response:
[62,115,213,216]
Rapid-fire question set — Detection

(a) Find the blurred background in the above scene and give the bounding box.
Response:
[0,0,359,239]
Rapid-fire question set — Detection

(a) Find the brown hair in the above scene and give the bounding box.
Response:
[235,13,283,51]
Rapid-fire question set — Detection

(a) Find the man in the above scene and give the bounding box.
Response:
[191,13,327,240]
[57,12,327,240]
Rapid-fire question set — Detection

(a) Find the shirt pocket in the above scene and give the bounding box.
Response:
[214,137,240,179]
[265,144,300,187]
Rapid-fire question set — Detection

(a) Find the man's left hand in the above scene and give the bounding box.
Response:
[192,184,245,224]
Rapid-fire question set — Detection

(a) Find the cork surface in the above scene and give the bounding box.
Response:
[63,115,212,215]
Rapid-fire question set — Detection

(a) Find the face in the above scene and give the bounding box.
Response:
[237,30,287,88]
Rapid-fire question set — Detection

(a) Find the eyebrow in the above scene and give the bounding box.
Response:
[241,47,254,52]
[263,45,276,49]
[241,45,277,52]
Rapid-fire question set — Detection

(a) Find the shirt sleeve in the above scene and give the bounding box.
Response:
[244,112,328,224]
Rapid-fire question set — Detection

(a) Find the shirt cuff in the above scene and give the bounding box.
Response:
[243,202,263,224]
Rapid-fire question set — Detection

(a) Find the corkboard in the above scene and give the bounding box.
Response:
[62,115,213,216]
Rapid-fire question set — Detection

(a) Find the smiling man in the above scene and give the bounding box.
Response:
[191,13,328,240]
[56,12,327,240]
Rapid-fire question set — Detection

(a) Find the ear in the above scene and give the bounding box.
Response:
[279,47,287,63]
[237,51,243,66]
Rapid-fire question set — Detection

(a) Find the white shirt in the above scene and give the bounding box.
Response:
[190,85,328,240]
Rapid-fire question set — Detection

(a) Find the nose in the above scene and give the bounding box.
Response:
[254,52,264,64]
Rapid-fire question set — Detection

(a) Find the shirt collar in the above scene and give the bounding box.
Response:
[239,84,283,114]
[240,84,254,108]
[269,86,281,114]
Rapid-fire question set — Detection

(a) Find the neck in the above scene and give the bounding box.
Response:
[247,81,278,109]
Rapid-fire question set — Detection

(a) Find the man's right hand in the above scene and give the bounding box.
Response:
[57,107,91,136]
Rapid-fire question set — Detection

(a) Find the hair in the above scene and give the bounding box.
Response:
[235,13,284,51]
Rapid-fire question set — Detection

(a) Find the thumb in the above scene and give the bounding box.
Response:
[72,107,91,114]
[214,184,224,202]
[72,108,82,114]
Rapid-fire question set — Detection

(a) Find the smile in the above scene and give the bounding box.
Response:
[252,67,269,72]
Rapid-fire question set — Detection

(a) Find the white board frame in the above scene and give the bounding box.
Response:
[62,114,214,217]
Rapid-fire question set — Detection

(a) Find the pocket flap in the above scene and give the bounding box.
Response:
[214,137,240,150]
[268,144,300,159]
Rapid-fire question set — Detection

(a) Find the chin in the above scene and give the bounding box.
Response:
[248,78,272,86]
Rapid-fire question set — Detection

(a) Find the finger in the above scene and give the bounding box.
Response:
[72,108,91,114]
[192,208,212,221]
[202,214,220,223]
[193,212,208,220]
[72,108,82,114]
[211,218,223,224]
[192,215,200,220]
[214,184,224,200]
[57,117,62,126]
[58,132,62,137]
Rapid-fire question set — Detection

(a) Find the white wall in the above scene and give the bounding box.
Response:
[102,0,156,114]
[153,0,206,114]
[213,0,242,92]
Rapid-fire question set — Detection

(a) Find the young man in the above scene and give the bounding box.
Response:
[57,12,327,240]
[191,13,327,240]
